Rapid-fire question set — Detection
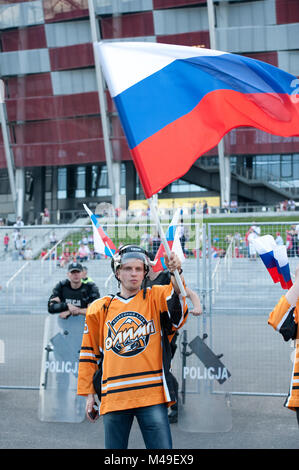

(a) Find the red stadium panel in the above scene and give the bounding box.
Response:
[241,51,278,67]
[49,44,94,71]
[157,31,210,48]
[43,0,88,23]
[14,117,104,144]
[101,11,154,39]
[12,140,105,167]
[153,0,205,8]
[1,25,47,52]
[6,74,53,98]
[223,128,299,156]
[276,0,299,24]
[8,137,131,167]
[6,92,100,122]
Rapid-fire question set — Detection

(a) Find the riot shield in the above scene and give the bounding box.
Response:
[38,314,86,423]
[173,329,232,433]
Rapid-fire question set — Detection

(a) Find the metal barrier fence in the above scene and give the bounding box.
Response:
[0,220,298,398]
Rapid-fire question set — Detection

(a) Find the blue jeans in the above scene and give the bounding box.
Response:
[103,403,172,449]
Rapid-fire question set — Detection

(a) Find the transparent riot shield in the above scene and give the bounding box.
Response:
[38,314,86,423]
[172,328,232,433]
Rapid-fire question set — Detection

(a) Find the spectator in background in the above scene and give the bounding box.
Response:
[22,236,27,251]
[177,219,187,255]
[81,266,94,284]
[290,225,298,257]
[247,224,260,260]
[275,232,284,246]
[3,233,9,252]
[24,246,33,260]
[230,200,238,213]
[202,200,208,214]
[49,231,57,247]
[14,216,24,229]
[288,199,296,211]
[15,233,22,253]
[286,230,294,258]
[59,247,73,268]
[42,208,50,224]
[151,232,161,256]
[77,243,90,262]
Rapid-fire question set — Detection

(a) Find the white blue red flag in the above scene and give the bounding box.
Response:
[273,245,293,290]
[96,41,299,198]
[83,204,116,257]
[152,209,185,272]
[253,235,292,289]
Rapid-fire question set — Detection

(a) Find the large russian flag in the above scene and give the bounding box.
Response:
[96,42,299,198]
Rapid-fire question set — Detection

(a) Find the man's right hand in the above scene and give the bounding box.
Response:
[86,394,99,422]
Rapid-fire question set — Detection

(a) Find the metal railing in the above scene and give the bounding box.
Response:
[6,260,31,305]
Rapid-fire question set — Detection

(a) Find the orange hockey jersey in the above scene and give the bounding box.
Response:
[268,295,299,410]
[77,284,188,415]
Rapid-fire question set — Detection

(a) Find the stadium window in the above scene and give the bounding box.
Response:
[57,167,67,199]
[293,154,299,183]
[91,164,111,197]
[280,154,292,178]
[170,179,207,193]
[120,163,126,195]
[75,166,86,198]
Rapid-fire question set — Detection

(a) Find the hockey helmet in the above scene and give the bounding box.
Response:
[111,244,150,278]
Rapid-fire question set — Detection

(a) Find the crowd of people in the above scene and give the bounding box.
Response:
[1,216,33,260]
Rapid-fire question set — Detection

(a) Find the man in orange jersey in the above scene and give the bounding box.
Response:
[77,245,188,449]
[268,262,299,426]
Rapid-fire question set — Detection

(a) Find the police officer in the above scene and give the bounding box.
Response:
[48,262,100,318]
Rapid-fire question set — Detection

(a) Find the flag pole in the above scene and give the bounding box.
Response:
[148,197,186,297]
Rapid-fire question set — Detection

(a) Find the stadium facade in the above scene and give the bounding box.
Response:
[0,0,299,223]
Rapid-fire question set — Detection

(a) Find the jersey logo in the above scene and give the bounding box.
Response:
[105,311,155,357]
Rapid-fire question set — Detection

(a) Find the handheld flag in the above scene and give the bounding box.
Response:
[273,245,293,290]
[96,41,299,198]
[253,235,280,284]
[83,204,116,257]
[253,235,292,289]
[152,209,185,272]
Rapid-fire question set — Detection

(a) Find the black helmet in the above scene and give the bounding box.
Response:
[111,244,150,277]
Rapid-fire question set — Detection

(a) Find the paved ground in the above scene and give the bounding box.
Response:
[0,388,298,450]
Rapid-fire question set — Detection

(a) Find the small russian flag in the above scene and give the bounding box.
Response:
[273,245,293,290]
[83,204,116,257]
[152,208,185,272]
[253,235,292,289]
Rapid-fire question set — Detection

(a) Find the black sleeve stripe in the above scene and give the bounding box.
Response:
[79,359,97,364]
[102,369,163,385]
